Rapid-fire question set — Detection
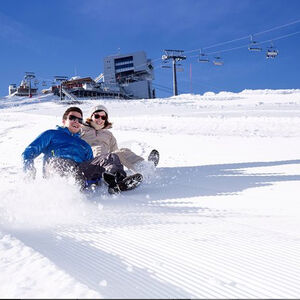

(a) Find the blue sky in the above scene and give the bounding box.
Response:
[0,0,300,97]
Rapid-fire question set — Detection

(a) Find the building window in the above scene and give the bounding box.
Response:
[115,56,133,65]
[115,63,134,70]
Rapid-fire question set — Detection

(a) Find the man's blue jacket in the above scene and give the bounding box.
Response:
[22,126,93,170]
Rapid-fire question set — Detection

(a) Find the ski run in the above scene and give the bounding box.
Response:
[1,89,300,298]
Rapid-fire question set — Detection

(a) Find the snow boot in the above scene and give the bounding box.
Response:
[103,172,143,194]
[117,173,143,192]
[147,149,159,167]
[103,172,121,195]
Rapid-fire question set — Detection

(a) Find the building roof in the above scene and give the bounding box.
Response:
[63,77,95,86]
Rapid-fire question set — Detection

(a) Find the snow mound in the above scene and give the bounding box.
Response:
[0,94,57,109]
[0,174,94,229]
[240,89,300,95]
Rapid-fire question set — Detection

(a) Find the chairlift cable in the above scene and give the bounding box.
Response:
[207,30,300,55]
[259,30,300,44]
[184,19,300,55]
[254,19,300,36]
[185,36,249,54]
[207,43,250,55]
[186,30,300,58]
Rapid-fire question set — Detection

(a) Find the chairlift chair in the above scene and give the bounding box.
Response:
[198,54,210,63]
[162,60,171,68]
[248,44,263,52]
[198,49,210,63]
[266,44,278,59]
[213,56,224,66]
[248,35,262,52]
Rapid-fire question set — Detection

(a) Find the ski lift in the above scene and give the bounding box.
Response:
[34,79,39,85]
[213,56,224,66]
[198,49,210,63]
[266,42,278,59]
[42,81,47,86]
[162,59,171,68]
[25,72,35,79]
[248,35,262,52]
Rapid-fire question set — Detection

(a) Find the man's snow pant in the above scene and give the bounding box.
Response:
[44,153,126,189]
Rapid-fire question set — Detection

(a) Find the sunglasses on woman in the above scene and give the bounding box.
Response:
[68,115,83,124]
[94,114,107,120]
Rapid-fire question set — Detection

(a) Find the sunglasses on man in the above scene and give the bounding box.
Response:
[94,113,107,120]
[68,115,83,124]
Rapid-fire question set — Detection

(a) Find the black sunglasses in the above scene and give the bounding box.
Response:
[68,115,83,124]
[94,113,107,120]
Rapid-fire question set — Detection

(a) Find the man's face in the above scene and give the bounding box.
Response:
[63,111,83,134]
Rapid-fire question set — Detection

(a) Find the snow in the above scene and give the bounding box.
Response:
[0,90,300,298]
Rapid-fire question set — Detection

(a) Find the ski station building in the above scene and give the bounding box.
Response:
[9,51,155,100]
[103,51,155,99]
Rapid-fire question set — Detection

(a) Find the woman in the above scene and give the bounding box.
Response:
[80,105,159,180]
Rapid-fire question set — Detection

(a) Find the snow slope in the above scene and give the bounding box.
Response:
[1,90,300,298]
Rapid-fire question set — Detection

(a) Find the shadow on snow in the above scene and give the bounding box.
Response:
[3,159,300,297]
[9,230,192,298]
[97,159,300,214]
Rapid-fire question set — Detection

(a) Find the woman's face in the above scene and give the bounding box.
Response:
[92,110,107,127]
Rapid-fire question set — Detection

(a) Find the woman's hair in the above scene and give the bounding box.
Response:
[62,107,83,120]
[87,110,112,128]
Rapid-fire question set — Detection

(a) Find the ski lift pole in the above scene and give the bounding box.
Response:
[25,72,35,98]
[29,79,31,98]
[162,50,186,96]
[172,59,178,96]
[60,83,63,101]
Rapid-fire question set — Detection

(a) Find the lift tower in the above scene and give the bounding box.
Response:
[162,50,186,96]
[54,76,68,100]
[25,72,36,98]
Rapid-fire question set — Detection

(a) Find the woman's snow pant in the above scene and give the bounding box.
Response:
[113,148,144,170]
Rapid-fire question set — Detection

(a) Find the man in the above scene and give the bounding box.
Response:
[22,107,142,194]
